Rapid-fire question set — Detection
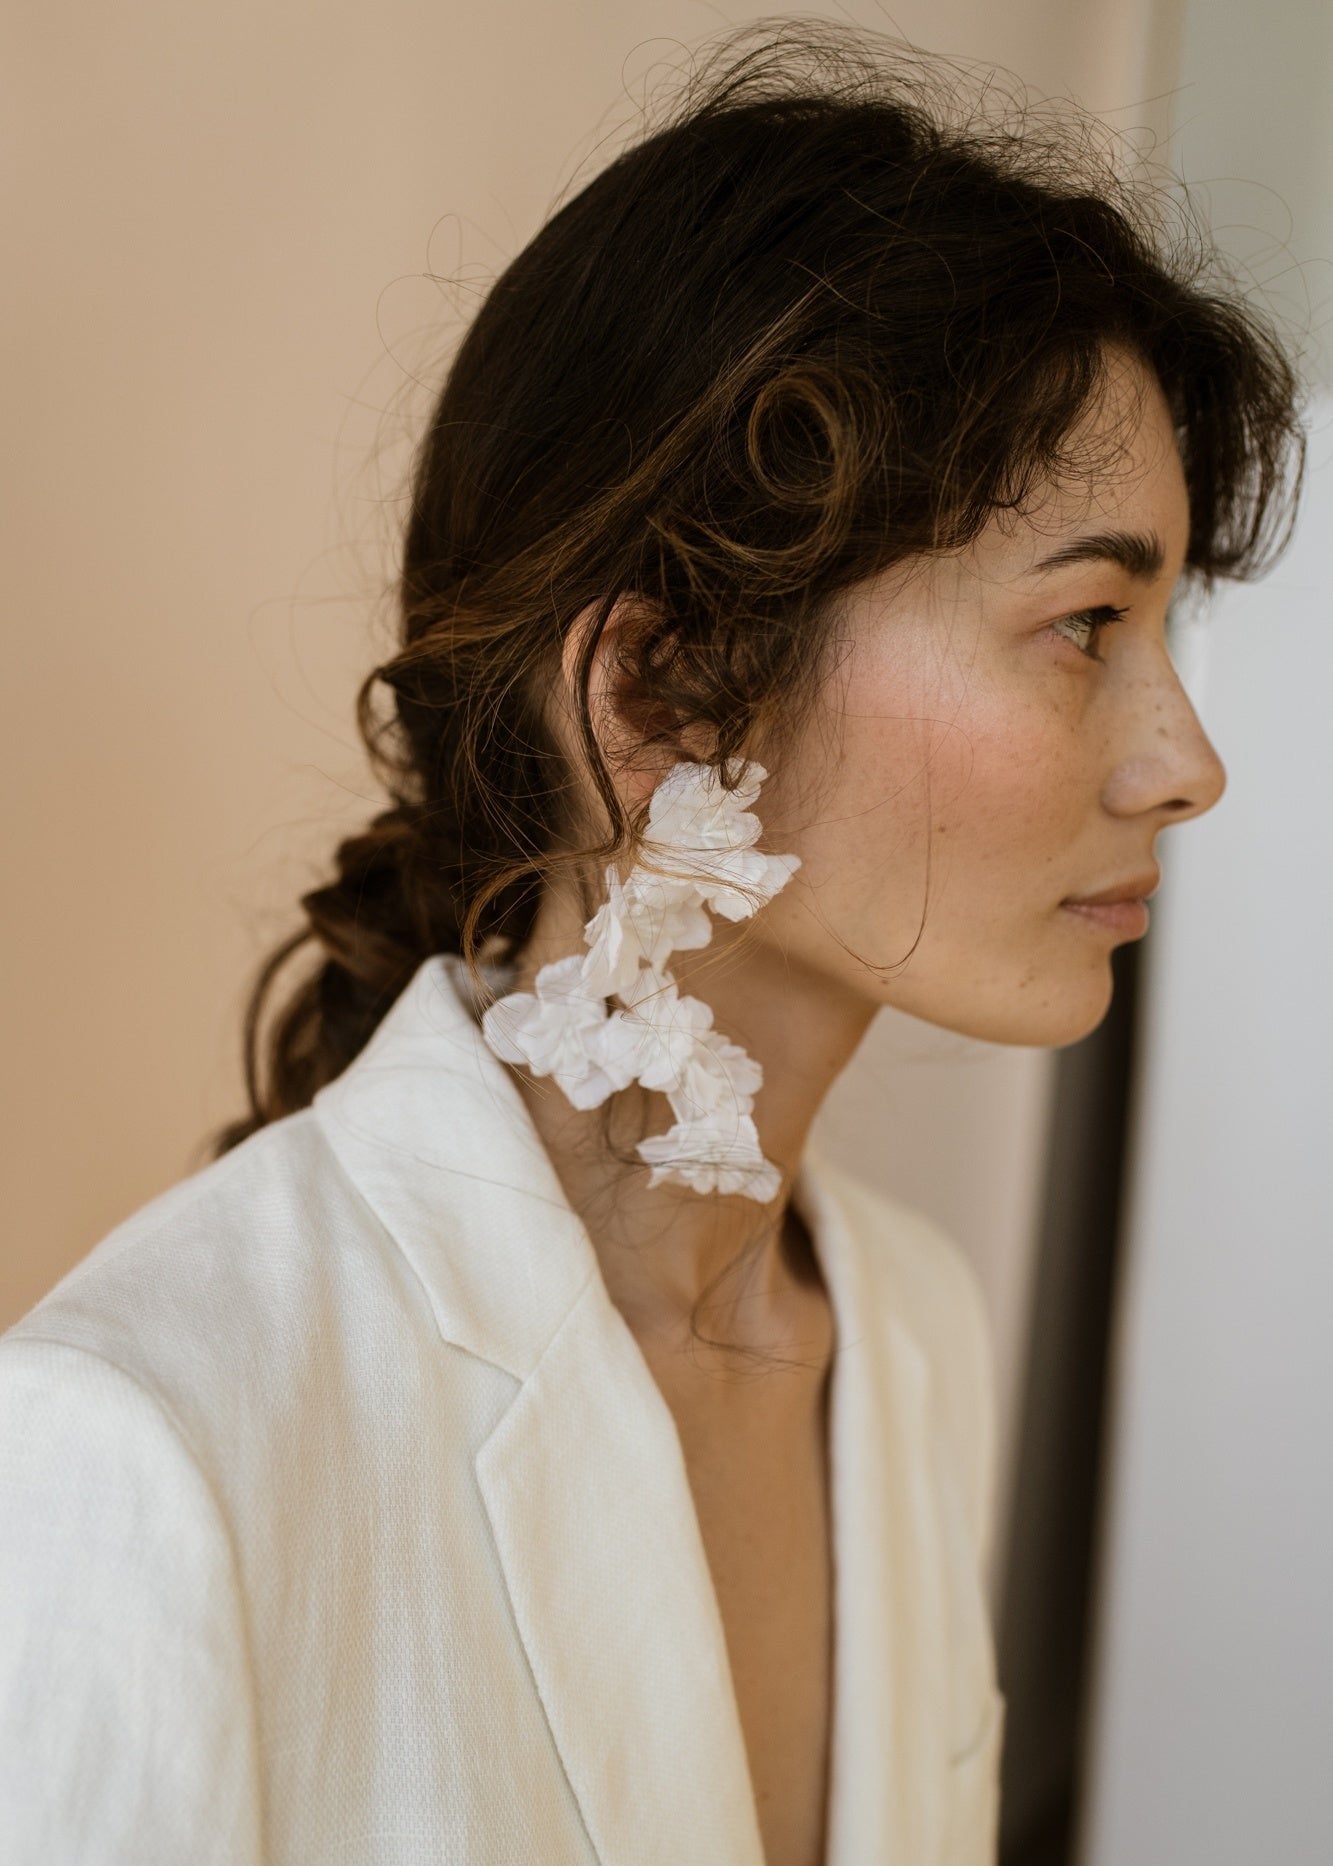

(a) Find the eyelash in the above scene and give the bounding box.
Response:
[1050,603,1131,664]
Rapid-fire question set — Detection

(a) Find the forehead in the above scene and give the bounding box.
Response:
[976,350,1190,582]
[839,351,1191,625]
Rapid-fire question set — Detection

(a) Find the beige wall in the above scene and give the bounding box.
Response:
[3,0,1163,1587]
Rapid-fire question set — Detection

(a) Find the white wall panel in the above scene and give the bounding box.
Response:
[1078,404,1333,1866]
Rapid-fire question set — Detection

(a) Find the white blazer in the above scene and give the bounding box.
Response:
[0,952,1005,1865]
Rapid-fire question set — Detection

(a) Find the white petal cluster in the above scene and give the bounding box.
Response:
[479,758,800,1202]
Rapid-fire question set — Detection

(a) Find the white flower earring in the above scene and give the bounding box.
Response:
[480,757,800,1202]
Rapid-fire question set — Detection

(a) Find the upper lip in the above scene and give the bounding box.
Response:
[1064,870,1161,906]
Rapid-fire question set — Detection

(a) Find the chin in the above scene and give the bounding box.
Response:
[936,975,1118,1050]
[1016,985,1118,1050]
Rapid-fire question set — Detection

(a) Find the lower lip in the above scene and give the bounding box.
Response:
[1061,899,1150,936]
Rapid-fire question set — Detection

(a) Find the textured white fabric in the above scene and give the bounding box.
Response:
[0,951,1005,1864]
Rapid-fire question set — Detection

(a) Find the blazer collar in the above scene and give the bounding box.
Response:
[313,953,954,1866]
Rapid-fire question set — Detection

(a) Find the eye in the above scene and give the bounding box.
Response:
[1049,603,1131,664]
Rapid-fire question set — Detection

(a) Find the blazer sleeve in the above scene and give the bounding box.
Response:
[0,1335,264,1865]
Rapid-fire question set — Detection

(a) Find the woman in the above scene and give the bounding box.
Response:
[0,21,1305,1866]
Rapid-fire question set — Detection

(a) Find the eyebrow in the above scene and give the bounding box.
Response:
[1027,528,1167,582]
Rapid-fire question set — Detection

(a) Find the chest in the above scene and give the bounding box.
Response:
[657,1364,836,1866]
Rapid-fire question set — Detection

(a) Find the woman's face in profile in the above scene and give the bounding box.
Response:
[753,344,1228,1049]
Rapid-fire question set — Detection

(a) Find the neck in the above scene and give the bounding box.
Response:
[502,898,874,1364]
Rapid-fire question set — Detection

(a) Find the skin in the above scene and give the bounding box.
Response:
[502,343,1227,1377]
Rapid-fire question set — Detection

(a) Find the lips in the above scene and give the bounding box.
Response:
[1063,870,1161,907]
[1062,897,1151,938]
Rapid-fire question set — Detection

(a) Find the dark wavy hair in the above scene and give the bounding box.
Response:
[207,19,1306,1179]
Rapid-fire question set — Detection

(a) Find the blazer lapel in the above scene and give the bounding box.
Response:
[475,1268,766,1866]
[796,1159,955,1866]
[314,952,959,1866]
[313,954,765,1866]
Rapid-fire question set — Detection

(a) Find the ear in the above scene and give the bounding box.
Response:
[558,596,712,816]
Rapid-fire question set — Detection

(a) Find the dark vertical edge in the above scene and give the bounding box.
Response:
[995,936,1142,1866]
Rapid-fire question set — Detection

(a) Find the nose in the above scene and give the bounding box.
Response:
[1107,654,1229,824]
[1158,723,1227,823]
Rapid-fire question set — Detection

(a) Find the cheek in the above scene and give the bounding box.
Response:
[763,619,1095,942]
[803,692,1087,922]
[934,709,1085,867]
